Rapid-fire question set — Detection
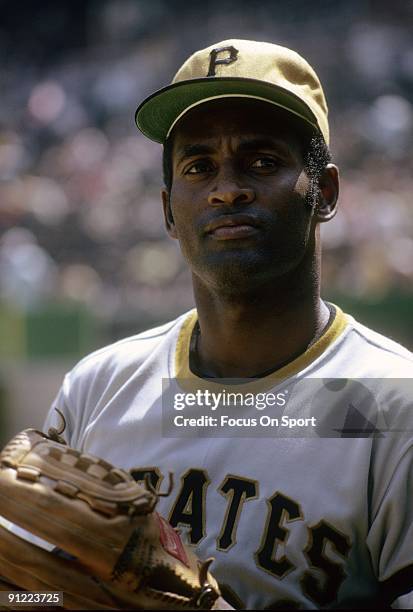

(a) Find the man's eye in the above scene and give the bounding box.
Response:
[185,161,214,175]
[250,157,279,169]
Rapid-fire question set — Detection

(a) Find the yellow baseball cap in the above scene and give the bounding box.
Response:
[135,39,329,145]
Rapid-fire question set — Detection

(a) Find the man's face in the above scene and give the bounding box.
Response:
[163,99,317,293]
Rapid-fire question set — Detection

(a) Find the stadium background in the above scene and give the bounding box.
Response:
[0,0,412,443]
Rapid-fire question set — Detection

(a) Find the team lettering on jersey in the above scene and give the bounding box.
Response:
[131,467,352,607]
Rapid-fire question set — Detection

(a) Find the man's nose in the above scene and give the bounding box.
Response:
[207,172,255,207]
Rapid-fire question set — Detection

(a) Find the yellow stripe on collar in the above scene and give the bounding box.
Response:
[174,305,348,393]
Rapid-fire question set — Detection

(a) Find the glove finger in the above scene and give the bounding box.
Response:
[0,525,120,610]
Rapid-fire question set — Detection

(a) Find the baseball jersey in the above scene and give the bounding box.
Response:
[41,305,413,609]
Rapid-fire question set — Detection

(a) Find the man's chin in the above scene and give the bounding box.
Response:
[192,252,300,295]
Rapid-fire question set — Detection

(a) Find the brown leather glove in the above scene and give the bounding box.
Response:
[0,425,220,610]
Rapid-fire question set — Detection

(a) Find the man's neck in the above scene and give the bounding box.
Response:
[191,279,330,379]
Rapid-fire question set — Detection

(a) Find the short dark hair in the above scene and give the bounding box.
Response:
[162,132,331,204]
[162,135,174,193]
[303,135,332,207]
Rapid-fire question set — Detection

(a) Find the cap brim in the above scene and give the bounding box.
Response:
[135,77,320,144]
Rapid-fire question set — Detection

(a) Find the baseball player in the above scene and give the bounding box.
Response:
[2,40,413,609]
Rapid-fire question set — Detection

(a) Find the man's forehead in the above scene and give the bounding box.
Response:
[171,99,306,154]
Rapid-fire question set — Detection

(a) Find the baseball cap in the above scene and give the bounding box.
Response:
[135,39,329,145]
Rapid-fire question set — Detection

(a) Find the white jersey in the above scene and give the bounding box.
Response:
[42,305,413,609]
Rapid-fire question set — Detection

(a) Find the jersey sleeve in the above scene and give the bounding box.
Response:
[42,360,102,450]
[42,375,74,446]
[41,343,117,449]
[367,438,413,605]
[392,591,413,609]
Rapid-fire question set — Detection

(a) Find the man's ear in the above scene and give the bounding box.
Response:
[314,164,339,223]
[161,189,177,238]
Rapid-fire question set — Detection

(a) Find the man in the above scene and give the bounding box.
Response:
[4,40,413,609]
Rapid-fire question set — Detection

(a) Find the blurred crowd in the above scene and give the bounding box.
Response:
[1,0,412,339]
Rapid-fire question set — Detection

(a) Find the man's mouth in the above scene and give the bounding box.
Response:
[204,214,261,240]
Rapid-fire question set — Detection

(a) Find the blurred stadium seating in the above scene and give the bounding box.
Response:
[0,0,412,440]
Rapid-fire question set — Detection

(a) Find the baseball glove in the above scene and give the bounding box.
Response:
[0,419,221,610]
